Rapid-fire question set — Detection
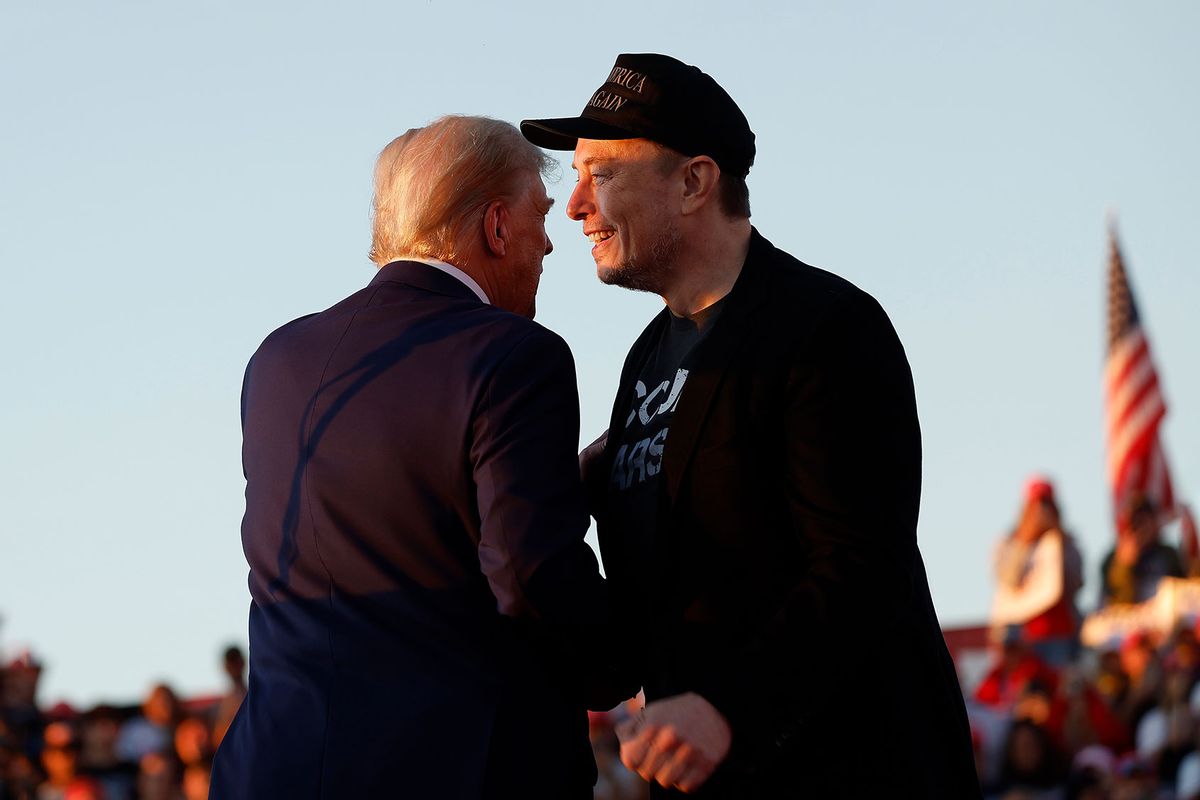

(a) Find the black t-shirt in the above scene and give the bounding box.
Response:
[606,298,725,601]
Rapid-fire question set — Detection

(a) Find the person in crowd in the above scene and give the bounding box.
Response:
[976,627,1061,713]
[1134,645,1197,788]
[1113,632,1166,730]
[1182,505,1200,578]
[1110,754,1157,800]
[2,653,44,761]
[77,705,135,800]
[5,751,41,800]
[986,718,1068,799]
[1094,647,1132,712]
[136,752,178,800]
[1045,667,1130,757]
[60,777,103,800]
[992,476,1084,666]
[211,115,622,799]
[1100,494,1184,607]
[180,761,210,800]
[115,684,179,765]
[0,723,11,799]
[38,721,80,800]
[1168,626,1200,677]
[210,646,245,747]
[522,51,977,797]
[172,717,210,771]
[1064,745,1115,800]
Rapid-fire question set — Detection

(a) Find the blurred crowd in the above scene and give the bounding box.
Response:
[0,642,651,800]
[5,476,1199,799]
[0,647,246,800]
[973,476,1200,800]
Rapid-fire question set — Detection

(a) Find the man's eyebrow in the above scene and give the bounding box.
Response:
[571,155,613,171]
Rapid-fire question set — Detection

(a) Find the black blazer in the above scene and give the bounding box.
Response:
[211,262,610,800]
[591,230,980,798]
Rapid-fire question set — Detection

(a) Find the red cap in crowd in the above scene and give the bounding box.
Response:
[1024,475,1056,505]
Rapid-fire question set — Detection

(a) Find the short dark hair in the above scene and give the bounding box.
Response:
[719,172,750,219]
[651,142,750,219]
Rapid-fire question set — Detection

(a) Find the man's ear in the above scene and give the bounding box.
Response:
[680,156,721,215]
[483,200,509,257]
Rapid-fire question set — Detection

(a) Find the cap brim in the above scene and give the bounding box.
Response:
[520,116,643,151]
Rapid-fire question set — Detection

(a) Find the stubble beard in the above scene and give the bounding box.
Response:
[597,224,682,295]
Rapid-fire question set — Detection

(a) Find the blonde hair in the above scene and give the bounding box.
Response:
[369,115,554,267]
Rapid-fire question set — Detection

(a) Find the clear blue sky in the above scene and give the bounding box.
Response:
[2,1,1197,706]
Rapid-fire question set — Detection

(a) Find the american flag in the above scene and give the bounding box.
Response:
[1104,225,1175,517]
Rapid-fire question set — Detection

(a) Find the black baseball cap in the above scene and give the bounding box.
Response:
[521,53,755,178]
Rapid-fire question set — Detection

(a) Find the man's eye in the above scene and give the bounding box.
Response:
[592,172,611,184]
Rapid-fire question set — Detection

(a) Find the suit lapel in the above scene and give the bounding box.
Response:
[661,230,773,510]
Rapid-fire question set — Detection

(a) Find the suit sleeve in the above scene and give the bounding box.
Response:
[468,327,608,625]
[698,289,927,729]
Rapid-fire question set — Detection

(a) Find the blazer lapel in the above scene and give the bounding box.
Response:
[661,229,773,510]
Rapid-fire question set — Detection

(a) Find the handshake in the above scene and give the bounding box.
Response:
[615,692,732,794]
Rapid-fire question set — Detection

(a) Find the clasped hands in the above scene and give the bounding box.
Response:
[615,691,732,793]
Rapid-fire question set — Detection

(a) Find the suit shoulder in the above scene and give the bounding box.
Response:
[764,243,873,311]
[250,280,383,358]
[491,312,574,369]
[428,304,576,383]
[486,306,566,344]
[247,311,321,366]
[753,235,891,335]
[454,301,566,346]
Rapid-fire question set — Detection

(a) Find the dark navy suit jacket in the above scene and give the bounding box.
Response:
[211,261,611,799]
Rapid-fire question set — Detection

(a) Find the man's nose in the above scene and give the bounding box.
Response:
[566,181,591,221]
[544,234,553,256]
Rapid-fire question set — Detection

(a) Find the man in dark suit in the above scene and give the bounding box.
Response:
[522,55,981,797]
[211,115,619,799]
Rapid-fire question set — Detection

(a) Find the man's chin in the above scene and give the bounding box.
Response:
[598,263,664,294]
[597,264,620,285]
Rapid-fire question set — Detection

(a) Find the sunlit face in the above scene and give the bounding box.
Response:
[497,170,554,319]
[174,718,211,764]
[41,745,76,783]
[144,685,177,726]
[1017,498,1059,541]
[567,138,683,294]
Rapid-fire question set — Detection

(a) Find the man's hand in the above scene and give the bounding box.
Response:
[614,692,731,793]
[578,429,608,485]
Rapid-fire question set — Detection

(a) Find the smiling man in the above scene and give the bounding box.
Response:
[523,55,980,797]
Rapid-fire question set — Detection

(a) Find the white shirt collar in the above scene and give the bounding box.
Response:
[405,257,490,304]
